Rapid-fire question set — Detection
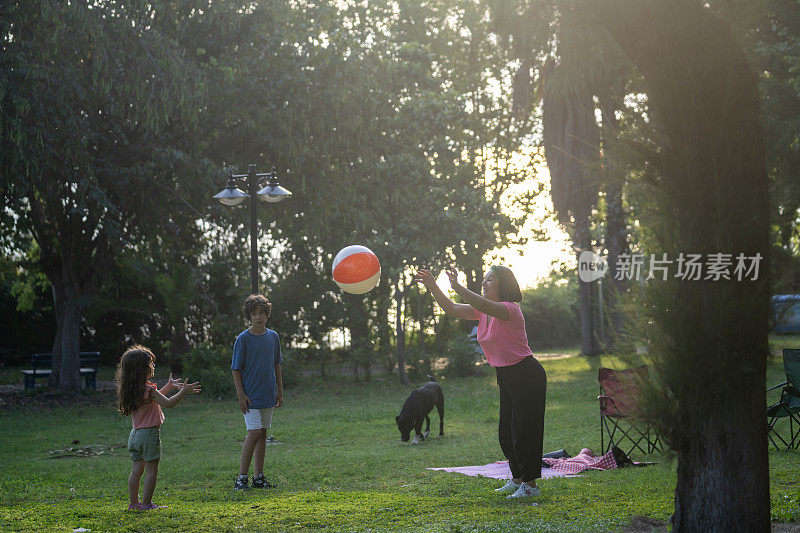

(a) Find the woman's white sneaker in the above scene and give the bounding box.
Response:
[494,480,521,494]
[508,483,540,498]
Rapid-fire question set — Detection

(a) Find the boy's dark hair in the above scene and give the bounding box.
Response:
[243,293,272,320]
[489,265,523,302]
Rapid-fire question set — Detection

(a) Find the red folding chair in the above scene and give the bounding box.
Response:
[598,366,662,456]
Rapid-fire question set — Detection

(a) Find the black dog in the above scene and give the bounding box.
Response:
[395,375,444,444]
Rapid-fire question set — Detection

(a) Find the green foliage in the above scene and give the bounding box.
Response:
[444,335,482,378]
[181,343,233,401]
[520,281,580,350]
[180,342,298,401]
[1,0,545,382]
[0,0,215,387]
[279,348,299,390]
[403,346,434,382]
[0,271,55,365]
[345,339,375,381]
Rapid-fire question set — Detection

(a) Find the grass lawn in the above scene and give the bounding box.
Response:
[1,348,799,532]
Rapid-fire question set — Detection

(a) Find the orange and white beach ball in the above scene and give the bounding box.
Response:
[332,245,381,294]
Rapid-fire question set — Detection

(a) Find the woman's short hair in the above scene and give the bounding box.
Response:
[489,265,522,302]
[243,294,272,319]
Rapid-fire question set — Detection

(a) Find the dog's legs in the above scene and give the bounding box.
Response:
[414,418,425,442]
[423,415,430,438]
[437,395,444,436]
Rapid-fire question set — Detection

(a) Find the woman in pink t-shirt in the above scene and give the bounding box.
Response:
[416,265,547,499]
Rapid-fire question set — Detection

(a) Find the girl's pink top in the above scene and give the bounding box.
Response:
[473,302,533,367]
[131,383,164,429]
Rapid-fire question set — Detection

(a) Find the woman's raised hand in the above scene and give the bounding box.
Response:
[414,269,436,288]
[446,270,460,289]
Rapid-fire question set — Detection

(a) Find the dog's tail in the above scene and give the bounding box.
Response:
[427,374,437,382]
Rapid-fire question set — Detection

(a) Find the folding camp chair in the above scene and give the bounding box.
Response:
[598,366,662,456]
[767,348,800,451]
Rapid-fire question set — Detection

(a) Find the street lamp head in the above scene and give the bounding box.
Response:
[257,168,292,203]
[213,178,249,206]
[258,182,292,203]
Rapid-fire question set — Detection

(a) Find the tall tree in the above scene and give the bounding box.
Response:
[0,1,205,390]
[237,0,537,383]
[592,1,771,530]
[596,73,632,351]
[490,0,635,355]
[742,0,800,291]
[540,42,602,355]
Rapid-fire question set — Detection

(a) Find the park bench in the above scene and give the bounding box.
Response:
[21,352,100,390]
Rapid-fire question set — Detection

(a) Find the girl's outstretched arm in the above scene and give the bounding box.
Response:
[446,270,509,320]
[158,373,180,395]
[152,379,200,408]
[414,269,477,321]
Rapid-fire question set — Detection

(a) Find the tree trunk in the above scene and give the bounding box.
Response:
[592,1,771,530]
[345,293,369,347]
[541,50,602,356]
[49,277,83,392]
[416,291,425,348]
[170,319,189,375]
[576,218,601,356]
[465,265,482,296]
[374,272,394,374]
[598,86,630,351]
[395,278,410,385]
[602,177,629,350]
[462,254,483,334]
[345,292,369,381]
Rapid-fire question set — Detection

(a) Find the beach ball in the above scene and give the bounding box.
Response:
[332,245,381,294]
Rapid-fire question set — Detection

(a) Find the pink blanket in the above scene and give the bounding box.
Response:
[428,448,621,480]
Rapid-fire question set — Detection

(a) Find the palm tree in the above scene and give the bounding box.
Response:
[540,48,602,355]
[497,2,634,355]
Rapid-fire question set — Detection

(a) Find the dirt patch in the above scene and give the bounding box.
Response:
[620,515,800,532]
[621,515,669,532]
[772,524,800,532]
[0,382,117,410]
[47,443,126,459]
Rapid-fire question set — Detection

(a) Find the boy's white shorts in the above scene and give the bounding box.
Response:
[243,407,274,431]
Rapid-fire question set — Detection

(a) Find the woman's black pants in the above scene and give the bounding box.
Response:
[495,355,547,482]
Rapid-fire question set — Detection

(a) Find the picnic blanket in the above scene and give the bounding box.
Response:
[428,460,577,480]
[541,447,618,475]
[428,447,650,480]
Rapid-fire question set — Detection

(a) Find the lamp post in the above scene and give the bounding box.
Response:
[213,164,292,293]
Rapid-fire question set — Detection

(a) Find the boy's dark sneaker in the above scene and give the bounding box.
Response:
[234,475,249,490]
[252,473,274,488]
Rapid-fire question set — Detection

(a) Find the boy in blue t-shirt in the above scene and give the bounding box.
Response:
[231,294,283,490]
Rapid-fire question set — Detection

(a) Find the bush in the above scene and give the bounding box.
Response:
[181,343,233,400]
[182,342,300,401]
[403,346,432,381]
[279,348,299,389]
[520,283,580,349]
[444,335,481,377]
[349,339,378,380]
